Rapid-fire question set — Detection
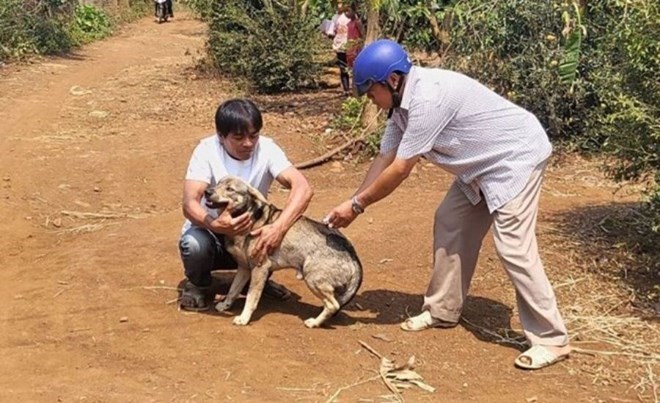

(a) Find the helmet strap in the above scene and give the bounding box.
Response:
[386,73,405,119]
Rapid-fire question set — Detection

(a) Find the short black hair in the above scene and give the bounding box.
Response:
[214,98,263,137]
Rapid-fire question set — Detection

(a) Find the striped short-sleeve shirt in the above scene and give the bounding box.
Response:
[380,66,552,212]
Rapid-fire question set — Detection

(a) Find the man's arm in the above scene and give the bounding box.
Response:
[353,149,396,195]
[324,155,419,229]
[272,166,314,231]
[356,155,420,208]
[182,180,214,228]
[250,166,313,260]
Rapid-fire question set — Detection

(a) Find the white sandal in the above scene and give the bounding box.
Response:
[514,345,569,370]
[400,311,457,332]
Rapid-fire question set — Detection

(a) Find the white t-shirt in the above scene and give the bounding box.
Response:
[181,134,292,233]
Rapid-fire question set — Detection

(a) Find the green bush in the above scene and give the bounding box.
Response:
[585,1,659,231]
[180,0,214,20]
[71,4,112,43]
[440,0,588,143]
[0,0,146,62]
[437,0,659,233]
[331,97,365,131]
[206,0,323,94]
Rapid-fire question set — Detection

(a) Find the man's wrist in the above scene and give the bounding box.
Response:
[351,196,365,215]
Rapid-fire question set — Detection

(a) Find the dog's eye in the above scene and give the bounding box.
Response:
[226,186,234,192]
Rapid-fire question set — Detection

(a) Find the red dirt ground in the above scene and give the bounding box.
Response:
[1,13,656,403]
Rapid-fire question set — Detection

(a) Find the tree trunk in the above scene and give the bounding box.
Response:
[426,1,451,52]
[300,0,309,17]
[360,2,381,129]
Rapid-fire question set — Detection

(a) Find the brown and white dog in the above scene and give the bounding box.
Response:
[205,176,363,328]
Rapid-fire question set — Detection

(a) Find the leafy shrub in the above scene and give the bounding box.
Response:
[437,0,658,232]
[0,0,146,62]
[72,4,112,43]
[180,0,214,20]
[439,0,589,143]
[206,0,323,93]
[585,1,659,231]
[331,97,366,131]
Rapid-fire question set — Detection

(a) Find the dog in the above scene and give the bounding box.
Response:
[204,176,363,328]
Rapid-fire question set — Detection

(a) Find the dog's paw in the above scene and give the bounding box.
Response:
[215,300,233,312]
[304,318,320,328]
[233,316,250,326]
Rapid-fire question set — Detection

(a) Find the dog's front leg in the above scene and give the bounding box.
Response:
[233,263,270,326]
[215,267,251,312]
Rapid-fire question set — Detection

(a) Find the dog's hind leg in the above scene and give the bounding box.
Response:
[215,267,251,312]
[304,284,340,328]
[233,263,271,326]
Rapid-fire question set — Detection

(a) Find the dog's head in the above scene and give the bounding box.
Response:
[204,176,268,218]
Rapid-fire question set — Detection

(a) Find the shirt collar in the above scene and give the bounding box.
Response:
[399,65,419,111]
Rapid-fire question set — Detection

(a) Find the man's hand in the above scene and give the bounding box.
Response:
[323,199,358,229]
[205,209,253,236]
[250,223,286,264]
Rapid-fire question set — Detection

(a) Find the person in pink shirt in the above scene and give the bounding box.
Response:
[345,6,365,73]
[330,3,363,97]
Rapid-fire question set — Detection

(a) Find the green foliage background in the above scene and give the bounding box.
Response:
[201,0,323,94]
[0,0,149,61]
[379,0,659,234]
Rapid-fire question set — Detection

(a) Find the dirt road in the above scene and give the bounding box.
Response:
[0,13,654,402]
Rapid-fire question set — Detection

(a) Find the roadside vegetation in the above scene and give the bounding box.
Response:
[0,0,151,61]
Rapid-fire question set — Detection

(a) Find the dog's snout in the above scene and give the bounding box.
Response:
[204,188,213,198]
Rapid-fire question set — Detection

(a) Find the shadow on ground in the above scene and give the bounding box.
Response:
[177,275,526,350]
[550,201,659,316]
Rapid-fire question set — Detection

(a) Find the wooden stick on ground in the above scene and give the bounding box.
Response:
[295,109,383,170]
[358,340,404,403]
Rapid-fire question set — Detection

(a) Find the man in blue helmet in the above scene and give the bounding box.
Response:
[324,39,570,370]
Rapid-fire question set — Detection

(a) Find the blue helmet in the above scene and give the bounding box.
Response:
[353,39,412,96]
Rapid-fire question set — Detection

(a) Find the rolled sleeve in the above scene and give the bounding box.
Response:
[185,142,212,184]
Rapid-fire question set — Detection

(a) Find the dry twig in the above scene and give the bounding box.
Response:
[325,375,381,403]
[295,110,383,169]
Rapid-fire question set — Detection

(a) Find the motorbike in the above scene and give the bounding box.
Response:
[154,0,169,24]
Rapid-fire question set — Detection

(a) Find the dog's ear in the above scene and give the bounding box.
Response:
[245,183,269,205]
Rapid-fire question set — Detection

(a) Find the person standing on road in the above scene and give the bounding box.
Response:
[178,98,313,311]
[330,2,353,97]
[324,39,571,370]
[344,4,364,74]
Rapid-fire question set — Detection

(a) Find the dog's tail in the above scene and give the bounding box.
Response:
[336,239,363,307]
[337,257,363,307]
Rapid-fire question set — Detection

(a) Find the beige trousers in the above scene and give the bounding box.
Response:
[423,161,569,346]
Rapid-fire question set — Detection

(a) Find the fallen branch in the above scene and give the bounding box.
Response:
[572,347,660,360]
[460,317,527,348]
[61,210,146,220]
[359,339,384,359]
[359,341,403,401]
[358,340,438,401]
[53,288,68,298]
[295,109,383,170]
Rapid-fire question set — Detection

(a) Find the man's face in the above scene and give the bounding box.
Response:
[221,128,259,160]
[365,82,393,110]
